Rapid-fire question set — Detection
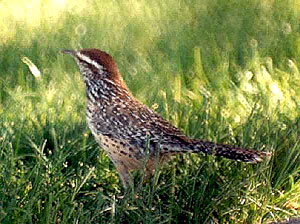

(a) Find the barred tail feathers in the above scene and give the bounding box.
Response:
[192,140,270,163]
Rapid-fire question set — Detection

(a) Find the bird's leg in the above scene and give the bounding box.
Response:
[114,162,132,188]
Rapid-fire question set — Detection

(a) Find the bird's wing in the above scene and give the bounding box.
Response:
[124,101,193,144]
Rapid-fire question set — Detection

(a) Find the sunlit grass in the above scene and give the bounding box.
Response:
[0,0,299,223]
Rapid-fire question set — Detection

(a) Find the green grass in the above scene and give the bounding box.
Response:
[0,0,300,223]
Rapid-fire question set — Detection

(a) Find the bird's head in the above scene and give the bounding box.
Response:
[62,48,120,82]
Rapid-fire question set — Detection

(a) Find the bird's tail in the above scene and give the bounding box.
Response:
[192,140,271,163]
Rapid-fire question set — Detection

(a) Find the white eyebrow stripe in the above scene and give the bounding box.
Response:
[76,52,104,70]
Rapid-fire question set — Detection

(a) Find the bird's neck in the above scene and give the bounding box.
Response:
[84,77,132,105]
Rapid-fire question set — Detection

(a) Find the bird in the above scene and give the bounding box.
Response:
[62,48,270,188]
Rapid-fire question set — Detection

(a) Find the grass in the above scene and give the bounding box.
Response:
[0,0,299,223]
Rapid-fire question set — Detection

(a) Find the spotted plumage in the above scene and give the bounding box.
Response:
[62,48,270,187]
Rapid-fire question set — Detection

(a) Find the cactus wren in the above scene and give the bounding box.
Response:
[62,48,270,188]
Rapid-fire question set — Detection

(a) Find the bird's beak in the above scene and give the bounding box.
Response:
[61,49,76,56]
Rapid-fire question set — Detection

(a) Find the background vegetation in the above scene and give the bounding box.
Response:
[0,0,299,223]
